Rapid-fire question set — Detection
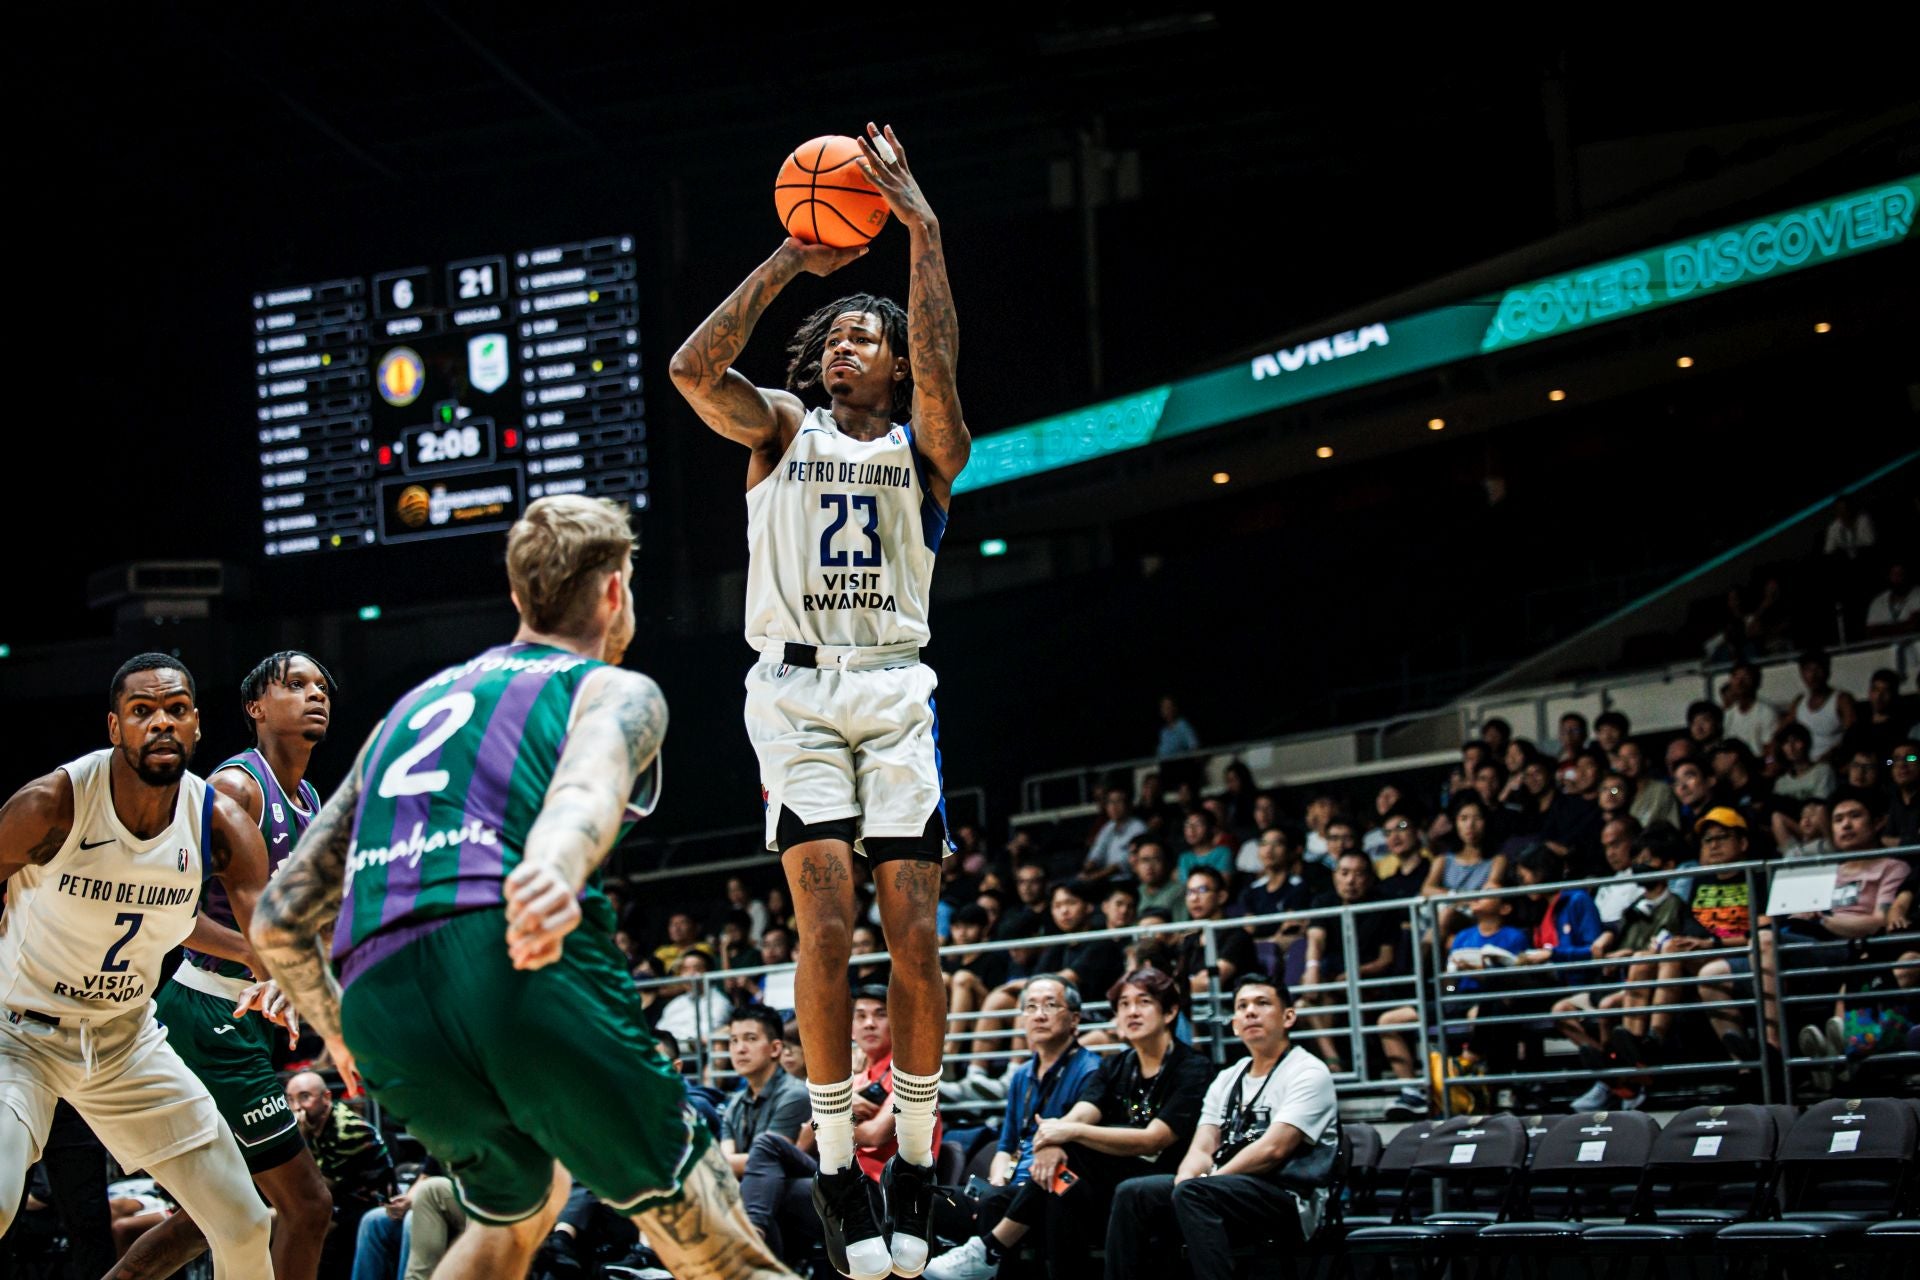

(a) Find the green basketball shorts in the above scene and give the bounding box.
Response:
[339,906,707,1225]
[154,974,305,1173]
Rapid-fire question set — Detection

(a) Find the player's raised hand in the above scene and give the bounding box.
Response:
[779,236,868,277]
[504,860,583,970]
[855,123,935,229]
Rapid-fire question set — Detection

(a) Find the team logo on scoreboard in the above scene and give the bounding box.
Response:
[467,333,509,395]
[396,485,431,529]
[377,347,426,408]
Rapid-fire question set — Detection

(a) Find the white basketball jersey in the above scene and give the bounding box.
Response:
[0,750,207,1023]
[744,406,947,650]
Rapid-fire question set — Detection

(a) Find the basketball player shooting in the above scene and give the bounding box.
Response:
[670,121,969,1280]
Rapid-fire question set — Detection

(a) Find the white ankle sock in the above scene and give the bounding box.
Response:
[890,1067,940,1167]
[809,1075,857,1174]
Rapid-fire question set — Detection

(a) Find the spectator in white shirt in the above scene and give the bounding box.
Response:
[1082,787,1148,881]
[655,949,733,1050]
[1823,497,1876,560]
[1721,662,1783,756]
[725,875,771,943]
[1867,560,1918,637]
[1104,974,1339,1278]
[1786,649,1856,763]
[1234,793,1279,875]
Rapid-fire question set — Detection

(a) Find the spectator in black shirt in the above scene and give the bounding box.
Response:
[1686,699,1726,752]
[1540,748,1607,876]
[926,969,1215,1280]
[1237,827,1324,941]
[1037,881,1126,1003]
[995,860,1052,941]
[1300,851,1403,1072]
[1100,880,1139,933]
[1174,868,1263,998]
[1887,739,1920,850]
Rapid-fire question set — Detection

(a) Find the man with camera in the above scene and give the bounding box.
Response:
[1105,973,1339,1278]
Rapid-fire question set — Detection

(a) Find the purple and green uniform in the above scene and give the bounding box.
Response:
[154,748,320,1171]
[333,642,696,1224]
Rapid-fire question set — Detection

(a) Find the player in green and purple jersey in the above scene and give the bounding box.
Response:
[118,652,340,1280]
[252,495,791,1280]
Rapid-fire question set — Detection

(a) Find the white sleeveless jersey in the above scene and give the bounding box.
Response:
[0,750,207,1023]
[744,406,948,650]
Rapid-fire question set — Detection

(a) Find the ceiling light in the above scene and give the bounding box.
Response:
[1427,418,1445,431]
[1548,389,1566,402]
[1315,445,1333,459]
[1676,356,1694,369]
[1814,322,1832,334]
[1211,472,1230,485]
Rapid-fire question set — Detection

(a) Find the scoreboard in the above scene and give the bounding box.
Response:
[252,236,647,557]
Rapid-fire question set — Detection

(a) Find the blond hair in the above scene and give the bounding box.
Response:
[505,496,636,637]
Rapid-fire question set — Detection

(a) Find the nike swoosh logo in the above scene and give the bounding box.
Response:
[213,1025,234,1035]
[80,837,113,850]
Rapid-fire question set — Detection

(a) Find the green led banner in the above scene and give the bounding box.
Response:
[953,174,1917,496]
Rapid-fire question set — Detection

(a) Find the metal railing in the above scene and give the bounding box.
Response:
[636,843,1920,1122]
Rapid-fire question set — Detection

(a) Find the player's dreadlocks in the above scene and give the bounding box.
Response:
[239,650,338,743]
[785,293,913,421]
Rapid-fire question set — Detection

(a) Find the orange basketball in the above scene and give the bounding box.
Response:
[775,135,890,249]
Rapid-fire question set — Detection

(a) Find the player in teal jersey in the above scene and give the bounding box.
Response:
[118,651,339,1280]
[253,496,792,1280]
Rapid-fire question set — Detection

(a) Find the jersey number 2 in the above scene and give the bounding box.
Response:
[377,692,477,798]
[101,913,143,973]
[820,493,881,567]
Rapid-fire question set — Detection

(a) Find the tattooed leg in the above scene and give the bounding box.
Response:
[780,840,856,1085]
[874,859,946,1078]
[634,1145,793,1280]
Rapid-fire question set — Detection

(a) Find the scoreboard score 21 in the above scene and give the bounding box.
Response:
[253,235,648,557]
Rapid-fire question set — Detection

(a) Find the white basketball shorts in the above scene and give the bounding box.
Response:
[743,656,949,857]
[0,1008,222,1171]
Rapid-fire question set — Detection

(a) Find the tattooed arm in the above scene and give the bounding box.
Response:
[668,240,867,457]
[503,667,669,970]
[252,732,372,1089]
[855,122,970,496]
[0,771,73,885]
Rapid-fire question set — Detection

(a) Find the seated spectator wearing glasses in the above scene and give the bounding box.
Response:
[924,976,1101,1279]
[1421,796,1508,942]
[1173,867,1263,996]
[1174,810,1235,886]
[1104,974,1338,1279]
[1720,662,1784,757]
[1082,787,1148,883]
[1639,808,1756,1063]
[1361,782,1406,857]
[1300,851,1402,1073]
[931,969,1215,1280]
[1238,826,1325,940]
[1616,741,1682,831]
[1886,740,1920,850]
[1371,806,1434,900]
[1128,839,1184,919]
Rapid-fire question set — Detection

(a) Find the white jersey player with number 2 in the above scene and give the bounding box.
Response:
[0,656,275,1277]
[671,121,969,1280]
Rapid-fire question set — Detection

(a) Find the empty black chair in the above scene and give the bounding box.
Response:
[1343,1118,1431,1229]
[1477,1110,1661,1259]
[1339,1123,1384,1222]
[1582,1104,1780,1273]
[1345,1114,1529,1279]
[1717,1097,1919,1270]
